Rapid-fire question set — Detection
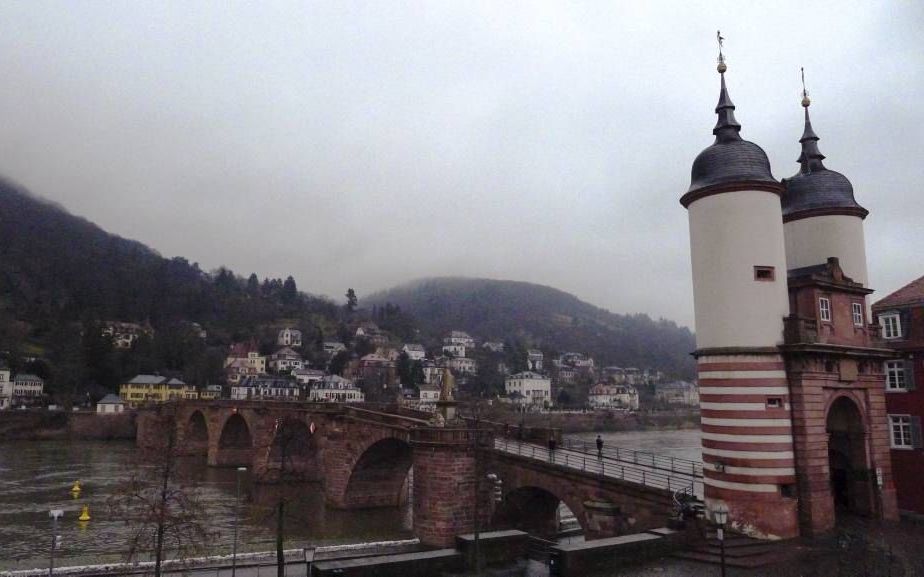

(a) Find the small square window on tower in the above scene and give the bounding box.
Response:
[754,266,775,282]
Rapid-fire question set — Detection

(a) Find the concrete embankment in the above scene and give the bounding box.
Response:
[0,410,136,441]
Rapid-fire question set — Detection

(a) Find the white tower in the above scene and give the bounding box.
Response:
[681,44,800,539]
[781,75,869,288]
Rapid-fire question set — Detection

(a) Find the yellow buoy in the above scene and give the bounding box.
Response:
[71,481,81,494]
[78,505,91,522]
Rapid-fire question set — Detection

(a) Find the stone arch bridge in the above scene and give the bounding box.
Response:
[137,401,698,547]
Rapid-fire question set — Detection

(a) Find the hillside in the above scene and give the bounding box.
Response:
[0,177,342,395]
[366,278,696,378]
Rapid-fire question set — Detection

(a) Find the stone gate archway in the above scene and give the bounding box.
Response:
[826,395,871,517]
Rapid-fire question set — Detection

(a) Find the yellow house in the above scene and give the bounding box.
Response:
[119,375,198,408]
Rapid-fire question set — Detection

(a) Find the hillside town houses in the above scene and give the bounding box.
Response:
[0,366,45,410]
[26,318,690,415]
[504,371,552,409]
[101,321,154,349]
[588,383,640,411]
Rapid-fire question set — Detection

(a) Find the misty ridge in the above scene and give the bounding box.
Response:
[0,177,694,396]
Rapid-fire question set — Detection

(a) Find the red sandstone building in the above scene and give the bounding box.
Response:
[682,48,897,539]
[873,276,924,515]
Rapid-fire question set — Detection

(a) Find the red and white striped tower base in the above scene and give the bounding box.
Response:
[698,351,799,539]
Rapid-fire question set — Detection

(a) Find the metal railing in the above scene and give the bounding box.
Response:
[558,438,704,478]
[494,438,703,498]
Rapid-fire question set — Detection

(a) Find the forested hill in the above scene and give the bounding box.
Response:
[367,277,696,379]
[0,177,340,393]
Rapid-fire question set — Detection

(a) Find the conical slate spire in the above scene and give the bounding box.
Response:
[682,32,779,201]
[713,72,742,141]
[781,68,867,221]
[797,70,826,171]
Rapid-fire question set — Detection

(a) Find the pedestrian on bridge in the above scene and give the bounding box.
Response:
[596,435,603,459]
[548,436,556,462]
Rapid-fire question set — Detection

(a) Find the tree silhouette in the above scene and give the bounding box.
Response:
[107,409,213,577]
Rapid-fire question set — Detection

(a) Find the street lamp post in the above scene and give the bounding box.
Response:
[712,503,729,577]
[48,509,63,577]
[231,467,247,577]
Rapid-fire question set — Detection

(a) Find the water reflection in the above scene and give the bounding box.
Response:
[0,441,413,571]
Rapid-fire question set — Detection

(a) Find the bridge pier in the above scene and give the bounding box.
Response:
[411,428,492,548]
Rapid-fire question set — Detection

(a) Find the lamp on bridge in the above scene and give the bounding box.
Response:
[711,502,729,577]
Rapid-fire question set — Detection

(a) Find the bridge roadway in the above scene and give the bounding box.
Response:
[492,437,705,500]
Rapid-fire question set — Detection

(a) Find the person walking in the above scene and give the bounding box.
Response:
[596,435,604,460]
[548,436,556,462]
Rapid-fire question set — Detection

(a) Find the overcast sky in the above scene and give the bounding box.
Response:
[0,1,921,328]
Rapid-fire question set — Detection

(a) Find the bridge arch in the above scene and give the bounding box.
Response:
[265,418,320,480]
[493,484,585,538]
[341,437,413,508]
[183,410,209,455]
[215,412,254,467]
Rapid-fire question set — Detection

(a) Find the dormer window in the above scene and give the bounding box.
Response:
[819,297,832,322]
[852,303,864,327]
[881,313,902,339]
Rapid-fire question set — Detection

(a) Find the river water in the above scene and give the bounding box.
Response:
[0,429,700,571]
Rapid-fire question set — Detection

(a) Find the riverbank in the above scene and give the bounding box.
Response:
[481,407,700,434]
[0,410,136,441]
[0,405,700,443]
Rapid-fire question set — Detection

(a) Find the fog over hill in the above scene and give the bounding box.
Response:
[368,277,696,378]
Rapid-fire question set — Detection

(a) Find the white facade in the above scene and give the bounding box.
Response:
[96,394,125,414]
[688,190,790,349]
[277,328,303,348]
[309,375,364,403]
[269,347,304,373]
[444,331,475,348]
[442,344,468,358]
[231,377,300,401]
[449,357,477,375]
[293,368,326,386]
[419,386,441,405]
[402,344,426,361]
[505,372,551,406]
[323,341,346,356]
[588,384,640,410]
[655,381,700,407]
[0,368,11,410]
[12,374,44,405]
[784,215,868,287]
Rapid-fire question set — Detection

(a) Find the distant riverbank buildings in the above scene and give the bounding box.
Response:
[682,42,897,537]
[0,366,45,410]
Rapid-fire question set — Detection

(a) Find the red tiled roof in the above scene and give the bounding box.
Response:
[873,275,924,309]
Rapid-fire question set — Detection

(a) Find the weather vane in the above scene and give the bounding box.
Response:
[801,66,811,107]
[716,30,727,73]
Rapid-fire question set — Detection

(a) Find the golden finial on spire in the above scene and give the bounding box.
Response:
[716,30,727,73]
[801,67,811,107]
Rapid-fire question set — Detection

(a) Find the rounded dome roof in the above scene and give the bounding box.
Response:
[781,104,867,221]
[681,70,781,205]
[782,168,867,220]
[688,139,777,194]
